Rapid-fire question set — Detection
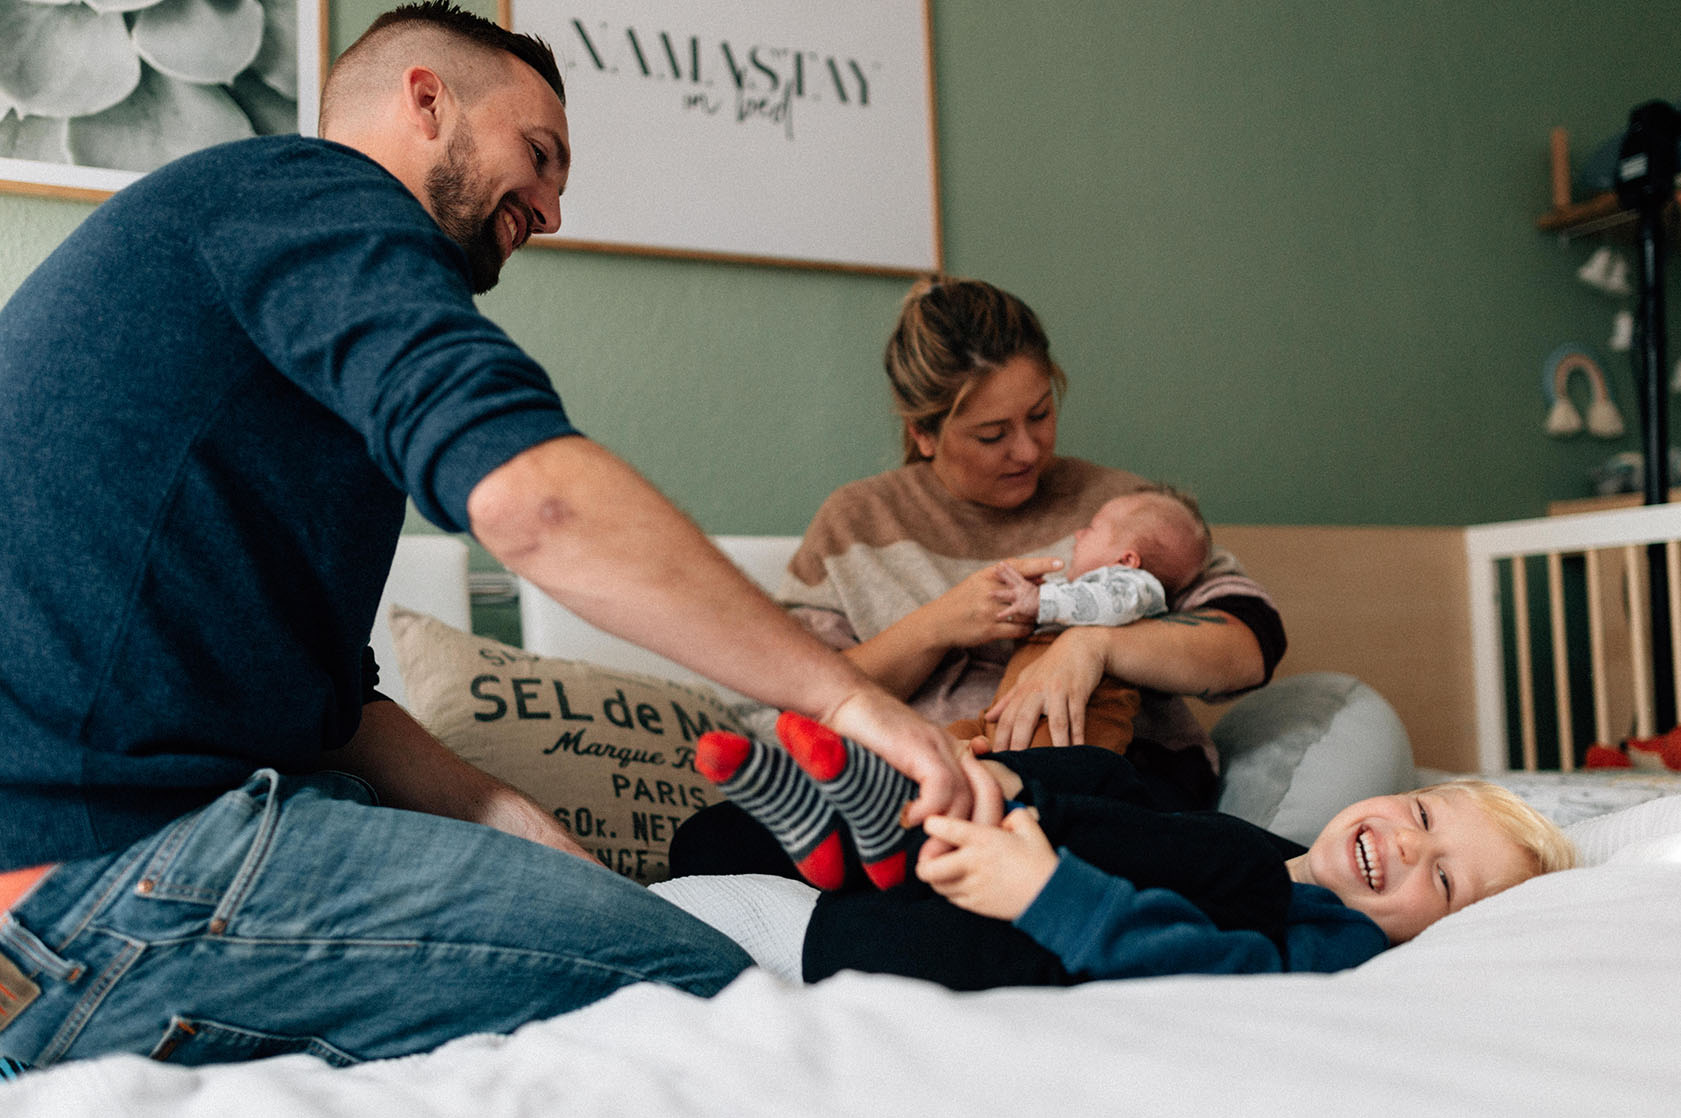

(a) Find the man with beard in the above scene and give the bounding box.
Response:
[0,2,966,1070]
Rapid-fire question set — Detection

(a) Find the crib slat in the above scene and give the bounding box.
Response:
[1626,545,1655,740]
[1511,557,1539,771]
[1546,551,1574,772]
[1669,541,1681,710]
[1586,549,1612,748]
[1467,546,1507,772]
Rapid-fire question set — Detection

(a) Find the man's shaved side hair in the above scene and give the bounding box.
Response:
[320,1,563,133]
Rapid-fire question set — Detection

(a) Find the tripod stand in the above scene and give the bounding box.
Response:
[1613,99,1680,729]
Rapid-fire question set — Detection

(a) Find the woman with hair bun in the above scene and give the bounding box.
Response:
[774,276,1286,811]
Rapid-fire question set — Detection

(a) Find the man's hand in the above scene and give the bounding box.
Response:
[916,750,999,860]
[472,784,595,861]
[467,436,996,819]
[332,700,596,861]
[823,687,972,827]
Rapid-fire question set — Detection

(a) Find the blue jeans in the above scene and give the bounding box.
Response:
[0,770,751,1068]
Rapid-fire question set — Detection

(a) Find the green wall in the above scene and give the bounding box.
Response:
[4,0,1678,533]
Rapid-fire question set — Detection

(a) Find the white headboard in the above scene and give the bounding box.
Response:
[517,535,802,701]
[372,534,471,708]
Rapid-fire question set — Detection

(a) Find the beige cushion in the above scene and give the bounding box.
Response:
[389,606,747,884]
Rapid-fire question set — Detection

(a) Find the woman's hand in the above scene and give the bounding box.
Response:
[924,556,1063,650]
[983,626,1109,750]
[983,609,1268,750]
[991,561,1042,623]
[840,556,1062,703]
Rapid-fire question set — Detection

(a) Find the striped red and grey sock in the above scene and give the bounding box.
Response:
[694,730,848,890]
[775,711,915,890]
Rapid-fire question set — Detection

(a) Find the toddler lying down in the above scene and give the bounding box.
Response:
[652,714,1576,988]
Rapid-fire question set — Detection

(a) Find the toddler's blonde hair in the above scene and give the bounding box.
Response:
[1414,779,1578,893]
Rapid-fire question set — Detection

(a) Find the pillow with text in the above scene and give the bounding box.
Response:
[389,606,745,884]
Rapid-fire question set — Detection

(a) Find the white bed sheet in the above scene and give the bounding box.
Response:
[9,859,1679,1118]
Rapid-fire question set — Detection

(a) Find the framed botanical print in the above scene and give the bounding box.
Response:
[0,0,325,201]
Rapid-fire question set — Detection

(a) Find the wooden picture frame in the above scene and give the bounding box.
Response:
[502,0,943,276]
[0,0,326,203]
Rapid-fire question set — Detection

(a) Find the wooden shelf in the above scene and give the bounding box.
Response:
[1537,189,1681,237]
[1549,490,1681,517]
[1536,125,1679,238]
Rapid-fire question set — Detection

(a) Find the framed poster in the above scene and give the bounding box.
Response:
[504,0,942,276]
[0,0,324,202]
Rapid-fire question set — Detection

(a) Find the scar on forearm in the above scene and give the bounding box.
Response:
[538,497,577,526]
[1158,610,1229,628]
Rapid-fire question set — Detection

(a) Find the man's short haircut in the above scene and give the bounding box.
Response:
[322,1,563,130]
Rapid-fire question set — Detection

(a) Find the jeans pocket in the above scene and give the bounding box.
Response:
[135,771,373,931]
[136,771,279,909]
[147,1014,359,1068]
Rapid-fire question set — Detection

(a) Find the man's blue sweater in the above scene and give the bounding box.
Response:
[0,137,576,867]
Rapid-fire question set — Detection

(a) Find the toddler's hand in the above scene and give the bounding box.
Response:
[916,805,1059,921]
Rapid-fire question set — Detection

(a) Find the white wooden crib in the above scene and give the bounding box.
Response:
[1465,501,1681,773]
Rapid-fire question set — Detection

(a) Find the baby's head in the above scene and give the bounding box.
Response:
[1290,779,1576,944]
[1069,485,1211,592]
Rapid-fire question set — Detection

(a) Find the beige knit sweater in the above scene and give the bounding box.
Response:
[777,458,1277,766]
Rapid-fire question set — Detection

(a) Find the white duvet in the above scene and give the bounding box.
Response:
[7,855,1679,1118]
